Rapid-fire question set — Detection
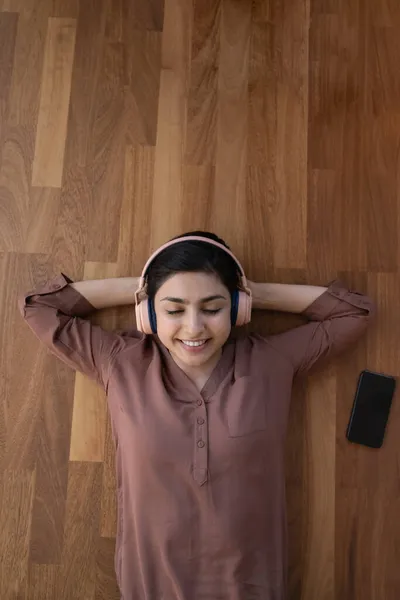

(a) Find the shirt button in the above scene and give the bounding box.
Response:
[197,440,205,448]
[197,399,202,406]
[197,417,204,425]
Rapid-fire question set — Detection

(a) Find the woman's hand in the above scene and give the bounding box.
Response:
[245,279,256,293]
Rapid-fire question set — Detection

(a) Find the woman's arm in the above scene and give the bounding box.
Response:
[248,278,377,377]
[18,273,143,387]
[70,277,140,309]
[248,281,328,313]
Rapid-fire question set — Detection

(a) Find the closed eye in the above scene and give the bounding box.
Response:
[166,309,221,315]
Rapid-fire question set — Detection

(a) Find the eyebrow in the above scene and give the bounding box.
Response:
[160,295,227,304]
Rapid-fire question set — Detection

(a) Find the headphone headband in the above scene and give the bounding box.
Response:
[137,235,248,291]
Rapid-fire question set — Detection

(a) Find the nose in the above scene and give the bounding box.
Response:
[183,309,206,335]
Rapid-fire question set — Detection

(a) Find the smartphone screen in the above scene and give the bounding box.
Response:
[346,370,397,448]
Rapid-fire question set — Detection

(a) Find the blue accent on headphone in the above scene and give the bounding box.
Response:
[230,289,239,326]
[149,297,158,334]
[148,290,239,335]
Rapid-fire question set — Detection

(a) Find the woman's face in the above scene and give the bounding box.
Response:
[153,272,232,373]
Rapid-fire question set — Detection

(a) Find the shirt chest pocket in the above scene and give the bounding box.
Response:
[227,377,268,438]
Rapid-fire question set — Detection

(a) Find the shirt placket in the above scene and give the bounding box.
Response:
[193,395,208,486]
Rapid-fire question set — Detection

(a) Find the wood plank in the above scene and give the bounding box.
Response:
[0,11,18,145]
[150,0,193,246]
[212,0,251,250]
[32,18,77,188]
[0,469,35,598]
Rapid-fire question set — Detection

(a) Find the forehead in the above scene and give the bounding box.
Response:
[155,272,228,301]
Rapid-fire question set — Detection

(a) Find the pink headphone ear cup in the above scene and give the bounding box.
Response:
[235,290,252,326]
[135,298,153,334]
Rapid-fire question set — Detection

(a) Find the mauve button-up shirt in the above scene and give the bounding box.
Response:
[18,273,376,600]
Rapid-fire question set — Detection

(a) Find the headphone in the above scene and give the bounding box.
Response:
[134,235,253,334]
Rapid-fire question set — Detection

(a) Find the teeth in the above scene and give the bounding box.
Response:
[181,340,207,347]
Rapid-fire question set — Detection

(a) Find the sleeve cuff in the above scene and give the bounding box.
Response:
[19,272,97,318]
[301,278,374,320]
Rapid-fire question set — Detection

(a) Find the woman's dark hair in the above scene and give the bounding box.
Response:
[145,230,241,301]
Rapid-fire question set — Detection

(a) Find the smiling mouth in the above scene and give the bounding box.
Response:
[178,339,210,347]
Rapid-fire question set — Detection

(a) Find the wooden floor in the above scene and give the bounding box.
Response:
[1,0,399,598]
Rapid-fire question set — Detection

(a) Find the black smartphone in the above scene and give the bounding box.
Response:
[346,369,397,448]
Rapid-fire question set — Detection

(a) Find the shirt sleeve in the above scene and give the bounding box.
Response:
[266,279,377,378]
[18,272,144,388]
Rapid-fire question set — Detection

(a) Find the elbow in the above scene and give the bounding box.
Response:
[354,293,378,323]
[362,298,378,326]
[350,311,376,345]
[17,291,28,319]
[17,290,38,319]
